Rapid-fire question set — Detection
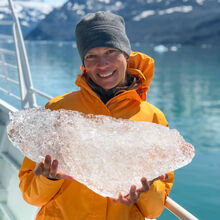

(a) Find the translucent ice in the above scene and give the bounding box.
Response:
[7,107,195,197]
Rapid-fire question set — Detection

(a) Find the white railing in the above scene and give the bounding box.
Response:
[0,0,53,109]
[165,197,198,220]
[0,0,198,219]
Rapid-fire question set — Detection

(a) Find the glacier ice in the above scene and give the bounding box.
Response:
[7,107,195,197]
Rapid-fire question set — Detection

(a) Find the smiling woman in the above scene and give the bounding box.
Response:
[18,11,174,220]
[84,47,127,90]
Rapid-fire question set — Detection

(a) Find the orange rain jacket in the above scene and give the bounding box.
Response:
[19,51,174,220]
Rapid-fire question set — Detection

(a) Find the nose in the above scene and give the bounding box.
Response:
[96,56,109,68]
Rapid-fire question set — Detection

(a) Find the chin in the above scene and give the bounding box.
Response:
[102,84,117,90]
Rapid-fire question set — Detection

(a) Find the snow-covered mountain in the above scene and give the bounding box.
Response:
[2,0,220,45]
[0,0,56,36]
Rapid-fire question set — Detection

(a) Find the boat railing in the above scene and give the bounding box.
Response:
[0,1,52,110]
[0,0,198,219]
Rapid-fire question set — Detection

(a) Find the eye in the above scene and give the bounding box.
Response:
[106,49,117,55]
[85,54,96,60]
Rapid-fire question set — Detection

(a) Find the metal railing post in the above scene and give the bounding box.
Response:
[165,197,199,220]
[8,0,37,108]
[0,53,11,94]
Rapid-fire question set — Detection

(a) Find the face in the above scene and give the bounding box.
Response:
[84,47,128,90]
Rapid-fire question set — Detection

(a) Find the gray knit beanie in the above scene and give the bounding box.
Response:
[75,11,131,62]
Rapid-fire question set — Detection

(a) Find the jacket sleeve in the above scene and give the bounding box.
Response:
[19,157,64,207]
[136,171,174,219]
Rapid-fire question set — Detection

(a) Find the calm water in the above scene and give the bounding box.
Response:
[1,41,220,219]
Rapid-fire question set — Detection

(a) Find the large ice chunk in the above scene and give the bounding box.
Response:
[7,107,195,197]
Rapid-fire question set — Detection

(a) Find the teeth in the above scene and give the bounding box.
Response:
[99,72,113,77]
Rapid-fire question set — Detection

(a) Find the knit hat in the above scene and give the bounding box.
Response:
[75,11,131,62]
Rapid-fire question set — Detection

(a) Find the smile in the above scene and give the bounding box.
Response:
[98,71,115,78]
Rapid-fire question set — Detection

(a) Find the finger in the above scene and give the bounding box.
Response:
[55,172,74,181]
[43,155,51,176]
[118,192,131,205]
[159,173,168,181]
[136,177,150,196]
[110,193,129,204]
[129,185,139,203]
[34,162,44,176]
[44,155,51,170]
[49,159,58,179]
[152,174,168,182]
[119,192,124,201]
[141,177,150,190]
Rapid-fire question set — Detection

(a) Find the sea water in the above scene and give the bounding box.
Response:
[1,41,220,219]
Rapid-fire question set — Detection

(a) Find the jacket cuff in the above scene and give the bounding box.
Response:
[136,181,166,219]
[136,172,174,218]
[37,175,64,186]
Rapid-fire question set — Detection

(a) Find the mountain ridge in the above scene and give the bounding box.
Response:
[26,0,220,44]
[1,0,220,45]
[0,0,55,36]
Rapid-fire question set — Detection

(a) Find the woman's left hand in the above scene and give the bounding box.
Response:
[111,174,168,205]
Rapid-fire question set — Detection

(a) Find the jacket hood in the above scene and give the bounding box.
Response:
[75,51,154,101]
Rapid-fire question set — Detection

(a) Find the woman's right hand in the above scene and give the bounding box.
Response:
[34,155,74,181]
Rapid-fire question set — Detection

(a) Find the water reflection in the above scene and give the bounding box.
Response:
[141,46,220,150]
[26,41,81,99]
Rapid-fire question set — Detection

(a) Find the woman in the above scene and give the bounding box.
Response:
[19,11,174,220]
